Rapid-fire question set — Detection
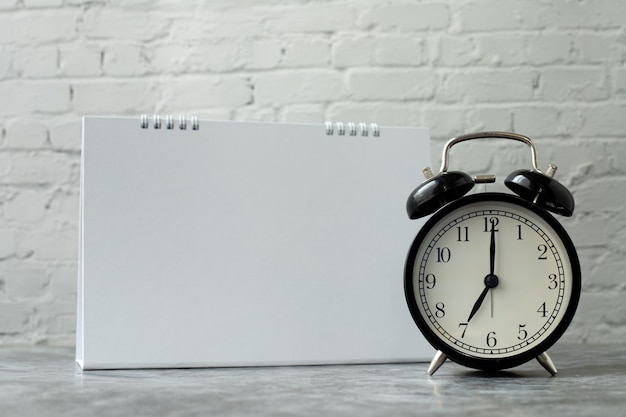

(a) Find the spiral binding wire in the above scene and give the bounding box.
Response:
[140,114,199,130]
[141,116,377,136]
[324,121,380,137]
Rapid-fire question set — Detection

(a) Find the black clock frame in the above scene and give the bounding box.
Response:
[404,192,581,372]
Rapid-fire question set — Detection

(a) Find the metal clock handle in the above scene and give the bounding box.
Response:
[438,131,542,174]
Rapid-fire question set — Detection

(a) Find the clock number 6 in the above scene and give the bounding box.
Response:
[486,331,497,347]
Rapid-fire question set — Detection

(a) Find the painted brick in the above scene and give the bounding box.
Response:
[348,69,435,100]
[247,39,282,70]
[59,45,101,77]
[0,230,16,259]
[5,152,72,185]
[437,69,536,103]
[0,82,71,115]
[538,67,609,101]
[102,44,148,76]
[18,232,77,261]
[13,47,58,78]
[436,36,477,67]
[150,43,247,74]
[79,9,170,41]
[360,4,450,31]
[255,71,346,104]
[525,34,573,66]
[457,0,551,32]
[5,267,49,299]
[374,36,426,67]
[161,77,252,110]
[265,5,355,33]
[4,120,48,149]
[573,33,619,64]
[0,11,78,45]
[49,121,81,152]
[282,37,330,68]
[281,105,325,123]
[475,35,526,67]
[577,104,626,137]
[4,190,49,222]
[553,0,626,29]
[333,35,375,68]
[513,106,562,138]
[49,265,77,299]
[0,303,30,334]
[0,47,13,80]
[614,67,626,96]
[71,81,159,113]
[327,102,423,127]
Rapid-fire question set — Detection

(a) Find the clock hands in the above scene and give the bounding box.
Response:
[467,224,499,322]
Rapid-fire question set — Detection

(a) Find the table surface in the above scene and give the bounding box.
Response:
[1,344,624,416]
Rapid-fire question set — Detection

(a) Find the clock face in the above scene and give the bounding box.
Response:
[405,192,581,371]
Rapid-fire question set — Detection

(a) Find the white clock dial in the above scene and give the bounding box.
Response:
[405,193,580,369]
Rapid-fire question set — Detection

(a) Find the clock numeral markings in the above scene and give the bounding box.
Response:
[424,273,436,289]
[548,273,558,290]
[435,302,446,318]
[537,302,548,318]
[436,247,451,263]
[538,244,548,260]
[518,324,528,340]
[483,217,499,232]
[517,224,523,240]
[459,322,468,338]
[486,331,497,348]
[456,226,469,242]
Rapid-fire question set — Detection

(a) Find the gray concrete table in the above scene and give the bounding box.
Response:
[1,344,624,416]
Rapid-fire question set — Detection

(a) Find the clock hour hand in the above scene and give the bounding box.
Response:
[467,285,490,322]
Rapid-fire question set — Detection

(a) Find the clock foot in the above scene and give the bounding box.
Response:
[536,351,557,376]
[427,350,447,376]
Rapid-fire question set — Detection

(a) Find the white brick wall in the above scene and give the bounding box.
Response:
[0,0,625,346]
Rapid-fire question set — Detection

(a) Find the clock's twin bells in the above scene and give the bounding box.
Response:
[406,131,575,220]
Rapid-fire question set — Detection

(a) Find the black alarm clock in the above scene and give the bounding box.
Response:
[404,132,581,376]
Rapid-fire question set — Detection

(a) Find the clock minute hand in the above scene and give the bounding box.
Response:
[490,223,495,275]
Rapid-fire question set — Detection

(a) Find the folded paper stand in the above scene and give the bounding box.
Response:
[76,116,433,370]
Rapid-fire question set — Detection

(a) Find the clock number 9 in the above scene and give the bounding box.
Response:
[424,273,436,289]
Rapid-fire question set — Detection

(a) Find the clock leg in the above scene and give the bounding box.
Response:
[536,351,558,376]
[427,350,447,376]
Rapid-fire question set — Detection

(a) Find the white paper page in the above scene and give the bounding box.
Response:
[78,117,433,369]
